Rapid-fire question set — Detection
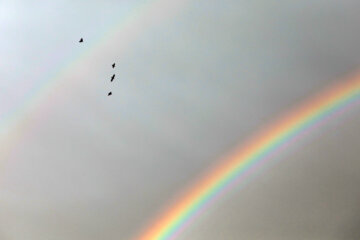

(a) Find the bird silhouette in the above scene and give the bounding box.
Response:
[111,74,115,82]
[79,38,83,43]
[108,92,112,96]
[112,63,115,68]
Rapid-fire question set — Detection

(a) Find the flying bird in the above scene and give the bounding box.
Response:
[111,74,115,82]
[79,38,83,43]
[108,92,112,96]
[112,63,115,68]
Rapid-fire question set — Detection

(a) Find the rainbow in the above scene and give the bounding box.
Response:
[135,72,360,240]
[0,0,190,158]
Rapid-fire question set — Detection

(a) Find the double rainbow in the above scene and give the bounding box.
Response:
[136,73,360,240]
[2,1,360,239]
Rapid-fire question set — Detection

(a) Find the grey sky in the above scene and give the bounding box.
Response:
[1,0,360,239]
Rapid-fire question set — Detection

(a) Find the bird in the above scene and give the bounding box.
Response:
[111,74,115,82]
[112,63,115,68]
[108,92,112,96]
[79,38,83,43]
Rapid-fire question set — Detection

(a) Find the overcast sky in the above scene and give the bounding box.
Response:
[1,0,360,239]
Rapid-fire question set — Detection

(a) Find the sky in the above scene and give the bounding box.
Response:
[1,0,360,239]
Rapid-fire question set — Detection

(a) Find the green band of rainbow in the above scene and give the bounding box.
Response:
[136,73,360,240]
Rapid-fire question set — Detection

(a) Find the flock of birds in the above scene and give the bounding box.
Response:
[79,38,115,96]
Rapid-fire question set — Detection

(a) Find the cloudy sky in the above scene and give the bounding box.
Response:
[1,0,360,239]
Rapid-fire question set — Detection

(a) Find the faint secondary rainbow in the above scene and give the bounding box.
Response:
[135,72,360,240]
[0,0,190,158]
